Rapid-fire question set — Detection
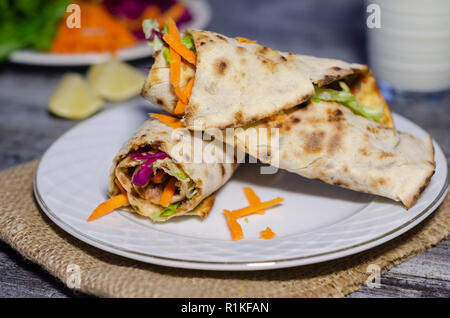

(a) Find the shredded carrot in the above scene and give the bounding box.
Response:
[230,197,284,219]
[170,49,181,87]
[174,86,188,103]
[50,2,137,54]
[174,78,195,114]
[224,210,244,241]
[259,227,276,240]
[88,193,129,221]
[243,187,264,214]
[160,178,177,207]
[174,100,186,116]
[152,171,167,184]
[114,178,126,193]
[163,34,196,65]
[167,18,181,87]
[158,3,187,27]
[150,113,185,129]
[236,37,256,43]
[183,77,195,99]
[167,18,181,40]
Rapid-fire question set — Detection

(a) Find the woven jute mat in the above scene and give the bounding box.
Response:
[0,160,448,297]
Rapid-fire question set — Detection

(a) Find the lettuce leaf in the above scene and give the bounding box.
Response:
[142,19,164,51]
[153,202,181,219]
[313,82,383,123]
[181,35,195,51]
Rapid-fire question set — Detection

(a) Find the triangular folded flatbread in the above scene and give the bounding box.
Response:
[142,29,370,129]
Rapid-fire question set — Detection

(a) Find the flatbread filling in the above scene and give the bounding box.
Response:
[115,147,198,218]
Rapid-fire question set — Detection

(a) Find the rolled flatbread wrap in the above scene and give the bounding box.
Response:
[216,100,435,209]
[109,117,238,222]
[142,29,389,129]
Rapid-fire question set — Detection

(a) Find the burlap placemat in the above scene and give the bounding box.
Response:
[0,160,448,297]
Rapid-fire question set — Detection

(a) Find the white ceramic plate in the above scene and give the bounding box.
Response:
[9,0,211,66]
[34,102,449,271]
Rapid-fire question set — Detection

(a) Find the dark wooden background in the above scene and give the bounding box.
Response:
[0,0,448,297]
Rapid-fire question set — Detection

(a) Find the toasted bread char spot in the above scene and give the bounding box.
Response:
[330,66,342,71]
[216,34,227,41]
[156,98,164,105]
[236,46,246,54]
[379,151,394,159]
[327,108,344,122]
[258,46,269,55]
[359,147,369,156]
[257,55,277,71]
[220,163,226,177]
[366,125,380,134]
[291,117,301,123]
[214,58,229,76]
[333,180,349,187]
[304,131,325,153]
[234,111,244,125]
[327,133,342,155]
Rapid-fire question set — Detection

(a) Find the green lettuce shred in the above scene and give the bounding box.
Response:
[143,19,195,64]
[181,35,195,51]
[153,202,181,219]
[142,19,164,51]
[313,81,383,123]
[166,160,187,180]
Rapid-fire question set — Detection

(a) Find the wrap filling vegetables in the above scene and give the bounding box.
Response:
[89,117,238,222]
[114,148,198,219]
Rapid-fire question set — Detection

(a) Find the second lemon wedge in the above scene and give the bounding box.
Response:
[87,61,146,101]
[48,73,104,120]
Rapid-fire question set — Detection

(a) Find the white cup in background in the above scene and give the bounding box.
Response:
[366,0,450,92]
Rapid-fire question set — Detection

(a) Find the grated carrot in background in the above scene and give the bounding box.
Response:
[50,2,137,54]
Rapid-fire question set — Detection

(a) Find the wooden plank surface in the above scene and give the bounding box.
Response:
[0,0,448,298]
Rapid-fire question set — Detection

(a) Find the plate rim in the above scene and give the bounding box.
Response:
[33,109,449,271]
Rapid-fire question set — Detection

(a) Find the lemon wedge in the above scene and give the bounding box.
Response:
[87,61,146,101]
[48,73,104,120]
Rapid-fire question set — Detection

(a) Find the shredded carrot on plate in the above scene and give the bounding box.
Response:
[243,187,265,214]
[260,227,276,239]
[236,37,256,43]
[163,34,196,65]
[230,197,284,219]
[150,113,185,129]
[88,193,129,221]
[160,178,177,207]
[224,210,244,241]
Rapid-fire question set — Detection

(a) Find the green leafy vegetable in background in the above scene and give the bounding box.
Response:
[0,0,69,61]
[312,81,383,123]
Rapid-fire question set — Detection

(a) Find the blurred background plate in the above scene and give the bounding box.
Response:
[8,0,211,66]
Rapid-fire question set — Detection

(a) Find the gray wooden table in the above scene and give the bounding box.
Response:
[0,0,448,297]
